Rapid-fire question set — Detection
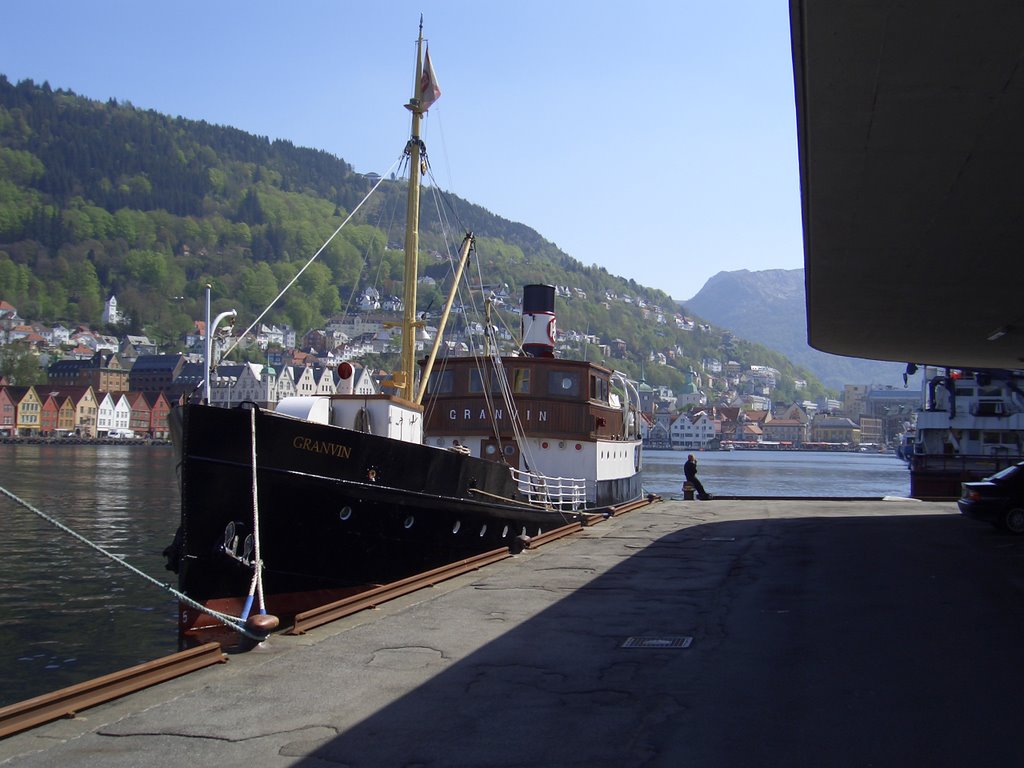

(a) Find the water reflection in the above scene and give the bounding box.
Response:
[0,445,181,707]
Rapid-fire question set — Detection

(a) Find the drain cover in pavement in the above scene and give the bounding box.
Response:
[621,636,693,649]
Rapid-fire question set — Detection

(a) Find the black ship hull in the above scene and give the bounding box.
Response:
[171,402,643,623]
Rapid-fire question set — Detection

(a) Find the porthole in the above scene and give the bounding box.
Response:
[452,520,461,534]
[503,444,516,456]
[479,524,488,537]
[485,444,498,455]
[501,525,509,538]
[339,506,353,521]
[403,515,415,529]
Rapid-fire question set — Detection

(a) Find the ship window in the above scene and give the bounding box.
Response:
[426,370,453,394]
[512,368,531,394]
[469,369,500,393]
[548,370,580,397]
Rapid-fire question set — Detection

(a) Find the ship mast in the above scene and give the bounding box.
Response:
[398,19,428,401]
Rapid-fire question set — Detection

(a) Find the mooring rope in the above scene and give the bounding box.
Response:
[240,405,266,621]
[0,483,268,642]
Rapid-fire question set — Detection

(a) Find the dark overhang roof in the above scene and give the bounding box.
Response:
[790,1,1024,369]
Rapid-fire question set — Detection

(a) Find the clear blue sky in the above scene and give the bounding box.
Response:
[1,0,804,302]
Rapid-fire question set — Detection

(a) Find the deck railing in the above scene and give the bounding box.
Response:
[509,467,587,511]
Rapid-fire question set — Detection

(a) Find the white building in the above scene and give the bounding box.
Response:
[670,410,718,450]
[102,295,121,325]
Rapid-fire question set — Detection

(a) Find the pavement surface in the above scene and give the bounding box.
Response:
[3,496,1024,767]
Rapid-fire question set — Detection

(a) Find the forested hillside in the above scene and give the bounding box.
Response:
[0,76,827,399]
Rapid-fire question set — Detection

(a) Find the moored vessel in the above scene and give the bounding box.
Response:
[165,21,647,639]
[909,367,1024,497]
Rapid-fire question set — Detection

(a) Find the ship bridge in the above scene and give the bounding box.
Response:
[790,2,1024,370]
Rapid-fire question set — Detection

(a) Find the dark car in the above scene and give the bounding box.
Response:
[958,461,1024,533]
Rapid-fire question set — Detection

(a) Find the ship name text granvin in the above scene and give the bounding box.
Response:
[448,409,547,423]
[293,436,353,459]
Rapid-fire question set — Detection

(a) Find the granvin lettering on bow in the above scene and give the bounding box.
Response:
[448,408,548,423]
[292,436,353,459]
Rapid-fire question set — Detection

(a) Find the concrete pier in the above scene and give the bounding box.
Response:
[3,497,1023,767]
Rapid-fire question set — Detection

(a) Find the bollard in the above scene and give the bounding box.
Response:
[683,482,695,500]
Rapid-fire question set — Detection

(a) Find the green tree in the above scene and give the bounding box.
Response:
[238,262,279,315]
[0,347,45,385]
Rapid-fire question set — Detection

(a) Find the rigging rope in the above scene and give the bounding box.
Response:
[0,483,268,642]
[224,156,402,360]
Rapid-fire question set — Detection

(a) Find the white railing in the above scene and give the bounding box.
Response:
[509,467,587,511]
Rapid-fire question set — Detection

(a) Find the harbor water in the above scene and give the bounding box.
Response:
[0,444,910,708]
[644,448,910,498]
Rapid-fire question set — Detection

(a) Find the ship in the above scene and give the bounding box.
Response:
[164,22,649,639]
[909,367,1024,497]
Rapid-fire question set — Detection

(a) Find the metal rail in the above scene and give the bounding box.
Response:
[1,493,660,737]
[609,494,660,517]
[0,642,226,739]
[287,547,513,635]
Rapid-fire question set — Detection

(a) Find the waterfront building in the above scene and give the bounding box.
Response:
[55,393,76,435]
[64,387,99,437]
[670,409,719,451]
[811,415,861,445]
[843,384,869,419]
[143,391,172,438]
[49,351,128,392]
[111,392,132,433]
[858,416,883,447]
[274,366,298,400]
[125,391,152,436]
[232,362,277,409]
[95,392,116,435]
[129,354,186,394]
[0,386,20,435]
[0,386,46,436]
[15,386,42,436]
[762,417,808,447]
[39,392,60,435]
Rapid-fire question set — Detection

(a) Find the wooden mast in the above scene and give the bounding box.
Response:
[398,19,427,400]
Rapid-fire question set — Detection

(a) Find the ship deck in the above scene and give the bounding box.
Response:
[5,496,1024,766]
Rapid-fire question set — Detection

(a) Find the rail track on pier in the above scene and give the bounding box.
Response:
[0,494,657,738]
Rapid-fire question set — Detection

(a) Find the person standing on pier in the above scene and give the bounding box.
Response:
[683,454,711,500]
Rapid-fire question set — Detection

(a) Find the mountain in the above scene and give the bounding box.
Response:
[0,76,831,400]
[681,269,918,392]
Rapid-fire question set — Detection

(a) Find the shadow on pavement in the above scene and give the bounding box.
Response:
[300,511,1024,767]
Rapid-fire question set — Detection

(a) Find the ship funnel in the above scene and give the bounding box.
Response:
[337,361,355,395]
[521,284,556,358]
